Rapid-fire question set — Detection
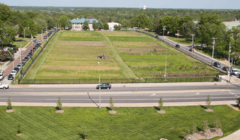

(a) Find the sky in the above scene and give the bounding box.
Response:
[2,0,240,9]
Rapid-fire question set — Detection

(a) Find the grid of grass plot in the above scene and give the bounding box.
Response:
[105,31,218,78]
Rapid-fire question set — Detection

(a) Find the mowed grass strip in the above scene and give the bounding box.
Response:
[0,105,239,140]
[58,31,104,41]
[107,36,154,42]
[103,31,145,36]
[99,32,137,79]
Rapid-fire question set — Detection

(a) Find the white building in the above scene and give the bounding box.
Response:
[108,22,120,31]
[71,17,98,31]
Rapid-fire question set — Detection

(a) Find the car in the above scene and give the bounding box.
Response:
[222,67,229,71]
[8,74,13,80]
[27,54,31,59]
[0,83,9,89]
[231,69,239,76]
[175,44,180,48]
[213,62,221,68]
[44,36,47,39]
[33,39,37,42]
[22,59,27,65]
[17,64,22,69]
[96,83,111,89]
[11,70,17,76]
[0,70,5,80]
[14,67,19,73]
[24,57,29,60]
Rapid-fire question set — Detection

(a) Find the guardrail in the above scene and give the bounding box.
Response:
[20,77,216,84]
[135,30,227,74]
[18,30,59,83]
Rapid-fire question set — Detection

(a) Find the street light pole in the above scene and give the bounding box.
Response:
[98,62,101,109]
[228,42,231,83]
[165,51,167,81]
[191,34,195,53]
[8,50,14,83]
[177,30,180,43]
[211,37,218,66]
[163,26,166,41]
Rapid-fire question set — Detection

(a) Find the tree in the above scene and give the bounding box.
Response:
[192,123,197,134]
[83,20,89,30]
[121,19,130,30]
[109,97,114,109]
[0,4,12,23]
[7,97,12,110]
[58,16,68,29]
[0,25,16,46]
[215,118,222,130]
[57,96,62,110]
[34,18,47,31]
[65,19,72,30]
[203,119,209,133]
[26,12,37,19]
[135,14,149,29]
[103,23,109,30]
[114,25,121,31]
[158,97,163,110]
[206,95,211,109]
[236,98,240,107]
[17,124,21,134]
[18,19,37,37]
[93,21,97,30]
[97,20,103,30]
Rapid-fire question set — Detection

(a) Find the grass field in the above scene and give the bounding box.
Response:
[104,31,219,78]
[167,36,201,46]
[23,31,126,80]
[0,105,239,140]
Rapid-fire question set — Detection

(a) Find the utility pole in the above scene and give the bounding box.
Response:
[177,30,180,43]
[164,51,167,81]
[211,37,218,65]
[163,26,166,41]
[24,27,26,39]
[191,34,195,52]
[8,50,14,82]
[46,26,48,41]
[228,42,231,83]
[98,62,101,109]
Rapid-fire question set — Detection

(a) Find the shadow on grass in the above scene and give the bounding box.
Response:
[200,105,207,109]
[87,92,99,108]
[179,135,184,139]
[231,104,240,109]
[106,107,112,111]
[78,132,87,140]
[154,106,160,111]
[197,127,203,132]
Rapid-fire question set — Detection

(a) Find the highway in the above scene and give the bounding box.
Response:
[0,84,239,103]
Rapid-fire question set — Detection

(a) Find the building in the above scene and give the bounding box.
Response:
[71,17,98,31]
[108,22,120,31]
[143,5,146,10]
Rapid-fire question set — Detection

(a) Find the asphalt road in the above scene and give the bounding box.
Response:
[0,84,239,103]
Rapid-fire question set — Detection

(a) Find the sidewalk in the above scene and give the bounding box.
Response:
[10,81,233,88]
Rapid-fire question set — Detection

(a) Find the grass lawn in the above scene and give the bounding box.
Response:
[23,31,126,81]
[0,105,239,140]
[105,31,219,78]
[167,36,201,46]
[196,49,226,61]
[0,62,3,66]
[13,37,32,48]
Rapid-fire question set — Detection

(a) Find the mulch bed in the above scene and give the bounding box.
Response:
[183,128,223,140]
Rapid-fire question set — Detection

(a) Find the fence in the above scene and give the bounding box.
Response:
[18,30,59,84]
[135,30,227,74]
[20,77,216,84]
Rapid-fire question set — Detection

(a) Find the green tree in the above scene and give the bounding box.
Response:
[19,19,37,37]
[65,19,72,30]
[135,14,149,29]
[57,96,62,110]
[158,97,163,110]
[0,25,16,46]
[109,97,114,109]
[7,97,12,110]
[103,23,109,30]
[93,21,97,30]
[121,19,130,30]
[58,16,68,29]
[26,12,37,19]
[206,95,211,109]
[83,20,89,30]
[0,4,12,22]
[17,124,21,134]
[97,20,103,29]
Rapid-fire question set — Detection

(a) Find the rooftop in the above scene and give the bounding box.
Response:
[71,17,98,24]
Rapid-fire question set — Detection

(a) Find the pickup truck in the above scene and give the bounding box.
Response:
[0,83,9,89]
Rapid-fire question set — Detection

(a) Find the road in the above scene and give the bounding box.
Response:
[0,84,239,103]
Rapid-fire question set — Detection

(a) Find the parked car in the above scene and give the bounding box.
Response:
[24,57,29,60]
[213,62,221,68]
[22,59,27,65]
[44,36,47,39]
[0,70,5,80]
[17,64,22,69]
[8,74,13,80]
[14,67,19,73]
[231,69,240,76]
[175,44,180,49]
[11,70,17,76]
[0,83,9,89]
[222,67,229,71]
[96,83,111,89]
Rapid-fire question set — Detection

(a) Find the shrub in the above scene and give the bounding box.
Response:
[192,123,197,134]
[236,98,240,107]
[206,95,211,109]
[153,47,157,53]
[215,118,222,129]
[158,97,163,110]
[109,97,114,109]
[7,97,12,110]
[203,119,209,133]
[17,124,21,134]
[57,96,62,110]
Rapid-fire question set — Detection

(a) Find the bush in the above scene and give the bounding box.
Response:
[236,98,240,107]
[57,96,62,110]
[109,97,114,109]
[7,97,12,110]
[17,124,21,134]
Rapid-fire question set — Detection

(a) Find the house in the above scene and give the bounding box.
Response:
[108,22,120,31]
[71,17,98,31]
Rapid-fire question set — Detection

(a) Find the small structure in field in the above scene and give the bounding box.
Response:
[97,54,108,59]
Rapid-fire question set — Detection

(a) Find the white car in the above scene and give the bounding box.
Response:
[0,70,4,80]
[232,69,240,76]
[11,70,17,76]
[0,83,9,89]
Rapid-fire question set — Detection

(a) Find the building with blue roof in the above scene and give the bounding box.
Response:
[71,16,98,31]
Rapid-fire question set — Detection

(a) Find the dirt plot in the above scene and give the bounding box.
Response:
[57,41,106,46]
[103,31,145,36]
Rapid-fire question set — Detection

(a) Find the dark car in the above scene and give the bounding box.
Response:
[213,62,221,68]
[44,36,47,39]
[222,67,229,71]
[175,44,180,49]
[96,83,111,89]
[14,67,19,73]
[8,74,13,80]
